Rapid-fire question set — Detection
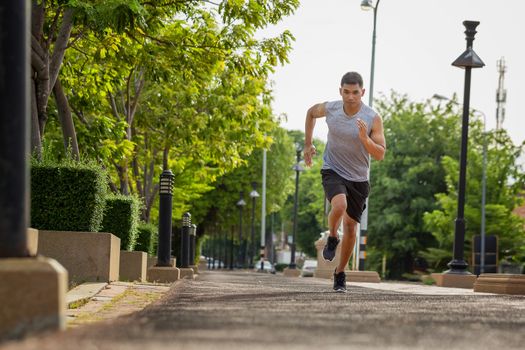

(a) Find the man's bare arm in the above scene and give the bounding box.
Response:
[357,114,386,161]
[304,103,326,167]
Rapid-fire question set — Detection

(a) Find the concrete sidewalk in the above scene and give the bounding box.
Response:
[2,270,524,350]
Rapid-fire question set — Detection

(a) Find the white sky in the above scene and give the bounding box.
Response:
[261,0,525,146]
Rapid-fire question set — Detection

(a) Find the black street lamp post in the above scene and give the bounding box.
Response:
[249,182,260,268]
[0,1,30,258]
[446,20,485,274]
[289,144,304,269]
[236,191,247,268]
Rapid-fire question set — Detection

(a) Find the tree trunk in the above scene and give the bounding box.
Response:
[30,4,74,150]
[141,158,158,223]
[31,4,50,142]
[143,183,159,223]
[53,77,79,159]
[30,78,42,158]
[49,7,74,92]
[117,165,130,195]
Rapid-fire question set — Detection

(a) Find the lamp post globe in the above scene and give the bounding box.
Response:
[360,0,374,11]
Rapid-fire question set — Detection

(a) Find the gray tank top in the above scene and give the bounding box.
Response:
[322,100,377,181]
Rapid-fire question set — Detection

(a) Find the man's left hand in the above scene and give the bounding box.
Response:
[357,118,368,144]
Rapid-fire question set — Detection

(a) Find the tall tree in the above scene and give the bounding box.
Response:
[30,0,149,157]
[367,93,463,278]
[40,0,299,224]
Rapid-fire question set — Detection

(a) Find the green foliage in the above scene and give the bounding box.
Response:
[422,128,525,270]
[30,157,108,232]
[101,194,142,250]
[43,0,300,227]
[370,93,525,275]
[363,247,385,277]
[135,222,158,255]
[274,263,288,272]
[189,126,295,244]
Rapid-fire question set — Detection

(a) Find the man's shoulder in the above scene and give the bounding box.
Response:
[326,100,342,107]
[325,100,342,113]
[360,103,378,118]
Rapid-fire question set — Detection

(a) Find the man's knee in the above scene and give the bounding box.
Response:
[330,196,347,216]
[343,216,357,235]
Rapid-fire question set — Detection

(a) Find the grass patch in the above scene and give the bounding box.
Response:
[68,298,90,309]
[68,286,167,327]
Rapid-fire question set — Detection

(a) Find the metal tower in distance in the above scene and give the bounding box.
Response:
[496,57,507,130]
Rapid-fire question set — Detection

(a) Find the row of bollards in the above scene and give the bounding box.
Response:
[180,213,197,268]
[156,170,197,269]
[204,230,258,270]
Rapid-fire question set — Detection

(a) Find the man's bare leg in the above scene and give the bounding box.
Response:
[336,214,357,274]
[328,194,346,238]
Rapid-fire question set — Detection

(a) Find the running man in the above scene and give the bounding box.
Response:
[304,72,386,292]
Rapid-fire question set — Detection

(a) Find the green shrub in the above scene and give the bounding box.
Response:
[31,158,108,232]
[101,194,142,251]
[275,263,288,272]
[135,222,158,255]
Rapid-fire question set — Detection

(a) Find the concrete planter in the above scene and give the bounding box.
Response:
[37,230,120,283]
[283,267,301,277]
[120,251,147,282]
[0,257,67,340]
[147,256,175,268]
[147,266,180,283]
[431,272,477,289]
[474,274,525,295]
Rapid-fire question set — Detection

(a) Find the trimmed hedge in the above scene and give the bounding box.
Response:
[31,159,108,232]
[101,194,142,251]
[135,222,158,255]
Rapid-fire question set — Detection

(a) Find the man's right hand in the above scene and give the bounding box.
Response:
[303,144,316,167]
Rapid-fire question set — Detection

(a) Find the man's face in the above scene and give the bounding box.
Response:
[339,83,365,105]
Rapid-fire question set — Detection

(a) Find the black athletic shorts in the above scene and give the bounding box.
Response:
[321,169,370,223]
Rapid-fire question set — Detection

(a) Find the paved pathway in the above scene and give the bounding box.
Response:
[2,271,525,350]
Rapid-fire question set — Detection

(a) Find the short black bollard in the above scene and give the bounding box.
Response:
[156,170,174,266]
[189,224,196,266]
[180,212,191,268]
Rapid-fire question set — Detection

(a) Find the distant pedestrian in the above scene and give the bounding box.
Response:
[303,72,386,292]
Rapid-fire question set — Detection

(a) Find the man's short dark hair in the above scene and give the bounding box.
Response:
[340,72,363,87]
